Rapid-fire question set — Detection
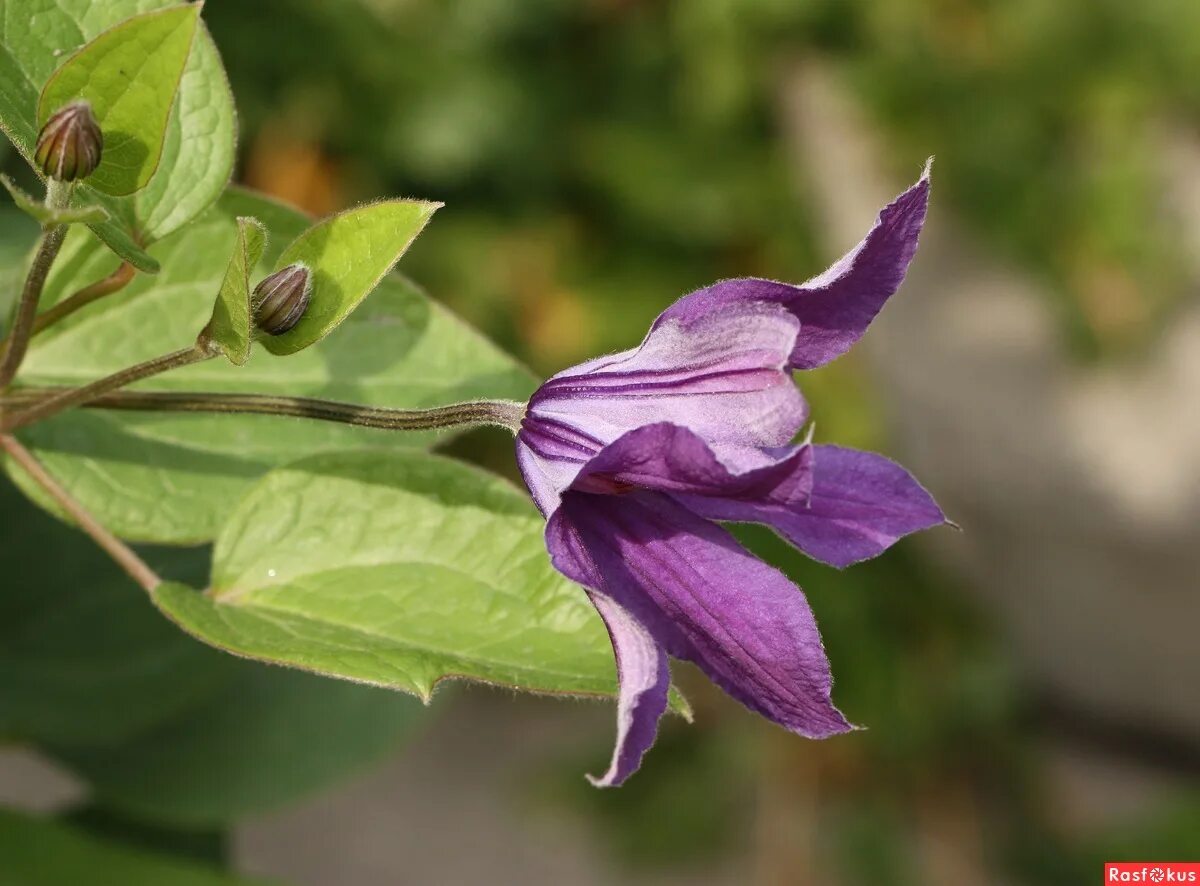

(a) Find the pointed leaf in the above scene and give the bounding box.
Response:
[83,16,236,255]
[1,173,108,225]
[199,216,266,364]
[261,199,440,355]
[153,451,630,702]
[85,212,161,272]
[38,4,201,196]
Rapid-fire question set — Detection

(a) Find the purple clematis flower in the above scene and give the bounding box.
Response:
[516,164,945,787]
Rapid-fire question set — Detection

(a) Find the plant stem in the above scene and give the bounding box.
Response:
[0,434,161,592]
[32,261,136,335]
[0,180,73,390]
[1,388,527,433]
[2,345,215,432]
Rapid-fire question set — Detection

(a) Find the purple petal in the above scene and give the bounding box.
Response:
[519,298,809,514]
[530,298,807,452]
[571,422,813,506]
[548,491,853,741]
[547,510,671,787]
[516,436,582,517]
[656,164,930,370]
[680,445,945,568]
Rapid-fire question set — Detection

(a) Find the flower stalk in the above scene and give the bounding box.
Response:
[0,180,73,390]
[0,388,526,434]
[30,261,136,336]
[1,344,215,432]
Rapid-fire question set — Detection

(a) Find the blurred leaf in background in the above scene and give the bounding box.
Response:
[0,809,276,886]
[0,478,426,845]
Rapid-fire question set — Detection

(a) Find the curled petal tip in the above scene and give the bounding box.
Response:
[585,772,619,789]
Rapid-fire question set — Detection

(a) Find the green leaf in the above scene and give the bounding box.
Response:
[9,188,535,544]
[120,18,235,241]
[199,217,267,364]
[0,810,274,886]
[83,16,237,254]
[1,173,108,225]
[0,2,236,262]
[262,199,440,355]
[150,450,663,707]
[37,4,201,196]
[54,664,423,826]
[85,212,161,272]
[64,806,229,870]
[0,479,235,748]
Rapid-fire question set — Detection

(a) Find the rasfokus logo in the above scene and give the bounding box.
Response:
[1106,863,1200,883]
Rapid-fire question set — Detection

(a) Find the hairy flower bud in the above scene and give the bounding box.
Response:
[34,100,103,182]
[253,264,312,336]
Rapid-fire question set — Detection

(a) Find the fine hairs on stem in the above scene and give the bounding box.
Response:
[31,261,135,336]
[0,180,73,389]
[1,388,527,434]
[1,345,216,432]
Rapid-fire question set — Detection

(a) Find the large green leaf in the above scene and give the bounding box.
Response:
[199,216,266,364]
[54,664,424,826]
[0,1,236,260]
[151,450,669,708]
[37,5,200,196]
[0,810,275,886]
[7,188,535,543]
[262,199,440,355]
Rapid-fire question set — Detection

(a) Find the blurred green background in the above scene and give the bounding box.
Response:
[3,1,1198,884]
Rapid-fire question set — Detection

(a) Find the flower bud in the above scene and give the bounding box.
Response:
[35,100,103,182]
[253,264,312,336]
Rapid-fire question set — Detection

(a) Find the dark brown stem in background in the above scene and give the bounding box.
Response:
[0,388,527,434]
[31,261,135,336]
[2,345,215,432]
[0,434,161,592]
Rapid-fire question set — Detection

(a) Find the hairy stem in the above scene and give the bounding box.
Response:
[2,345,215,432]
[0,181,73,389]
[1,388,527,433]
[31,261,135,336]
[0,434,161,592]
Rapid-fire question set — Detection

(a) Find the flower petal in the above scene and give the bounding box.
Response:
[571,422,813,506]
[516,435,586,517]
[530,299,807,451]
[679,445,945,568]
[656,164,930,370]
[547,509,672,787]
[548,491,853,740]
